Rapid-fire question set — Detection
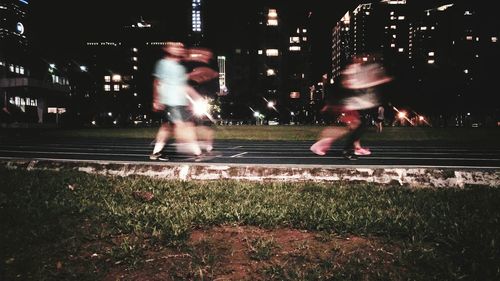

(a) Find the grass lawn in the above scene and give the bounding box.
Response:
[4,125,499,143]
[1,167,499,280]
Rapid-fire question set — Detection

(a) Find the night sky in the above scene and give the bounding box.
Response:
[28,0,453,79]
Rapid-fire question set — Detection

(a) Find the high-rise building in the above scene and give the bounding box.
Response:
[285,21,313,123]
[331,12,352,81]
[0,0,28,61]
[190,0,203,46]
[242,6,315,124]
[217,55,227,95]
[330,1,499,125]
[255,7,284,122]
[1,0,70,125]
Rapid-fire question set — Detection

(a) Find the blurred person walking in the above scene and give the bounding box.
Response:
[184,47,220,154]
[150,42,202,161]
[310,54,392,159]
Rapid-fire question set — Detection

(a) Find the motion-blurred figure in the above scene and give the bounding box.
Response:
[184,47,220,154]
[310,54,392,159]
[375,105,385,133]
[150,42,202,161]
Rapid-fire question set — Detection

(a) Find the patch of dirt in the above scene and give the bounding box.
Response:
[101,225,402,281]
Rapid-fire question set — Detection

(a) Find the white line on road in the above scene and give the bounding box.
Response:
[230,152,247,158]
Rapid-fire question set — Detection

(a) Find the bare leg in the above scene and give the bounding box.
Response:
[310,126,349,155]
[196,125,214,152]
[152,123,170,154]
[175,121,202,156]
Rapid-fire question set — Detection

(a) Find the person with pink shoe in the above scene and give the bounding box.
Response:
[310,53,392,159]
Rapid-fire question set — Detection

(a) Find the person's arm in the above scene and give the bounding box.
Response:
[152,78,164,112]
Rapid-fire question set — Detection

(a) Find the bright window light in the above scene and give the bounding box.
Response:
[266,49,279,56]
[112,75,121,82]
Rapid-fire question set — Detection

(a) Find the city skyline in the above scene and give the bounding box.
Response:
[27,0,455,79]
[3,0,498,127]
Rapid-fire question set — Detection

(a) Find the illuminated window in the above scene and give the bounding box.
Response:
[133,66,138,70]
[492,37,498,43]
[258,50,263,55]
[398,16,405,20]
[390,43,396,47]
[132,57,138,61]
[464,69,469,74]
[302,29,307,33]
[267,19,278,26]
[122,84,130,90]
[302,37,307,41]
[466,36,473,41]
[390,25,396,29]
[289,46,301,51]
[104,76,111,82]
[398,48,404,52]
[266,69,276,76]
[290,37,300,43]
[266,49,279,56]
[420,26,427,30]
[112,75,121,82]
[114,85,120,91]
[104,85,111,91]
[427,60,435,64]
[428,52,435,56]
[132,48,138,52]
[268,9,277,17]
[267,9,278,26]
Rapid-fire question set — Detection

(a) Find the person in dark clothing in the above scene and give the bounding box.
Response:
[310,54,392,159]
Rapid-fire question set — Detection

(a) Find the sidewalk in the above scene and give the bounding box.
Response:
[2,158,499,188]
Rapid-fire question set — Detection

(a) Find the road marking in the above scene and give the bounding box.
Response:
[230,152,247,158]
[230,146,243,149]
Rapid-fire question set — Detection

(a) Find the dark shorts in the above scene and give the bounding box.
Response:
[164,106,190,123]
[375,118,384,123]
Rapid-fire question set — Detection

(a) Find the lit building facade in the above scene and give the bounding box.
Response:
[240,7,315,124]
[217,55,227,95]
[1,0,70,125]
[254,8,285,122]
[81,10,199,126]
[190,0,203,46]
[331,12,352,81]
[330,0,499,126]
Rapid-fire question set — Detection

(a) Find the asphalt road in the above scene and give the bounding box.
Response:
[0,136,499,169]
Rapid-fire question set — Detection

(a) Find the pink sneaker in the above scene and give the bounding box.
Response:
[310,143,327,156]
[354,147,371,156]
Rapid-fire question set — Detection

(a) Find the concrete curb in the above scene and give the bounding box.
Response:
[1,159,499,188]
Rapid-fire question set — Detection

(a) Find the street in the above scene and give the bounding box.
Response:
[0,136,498,169]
